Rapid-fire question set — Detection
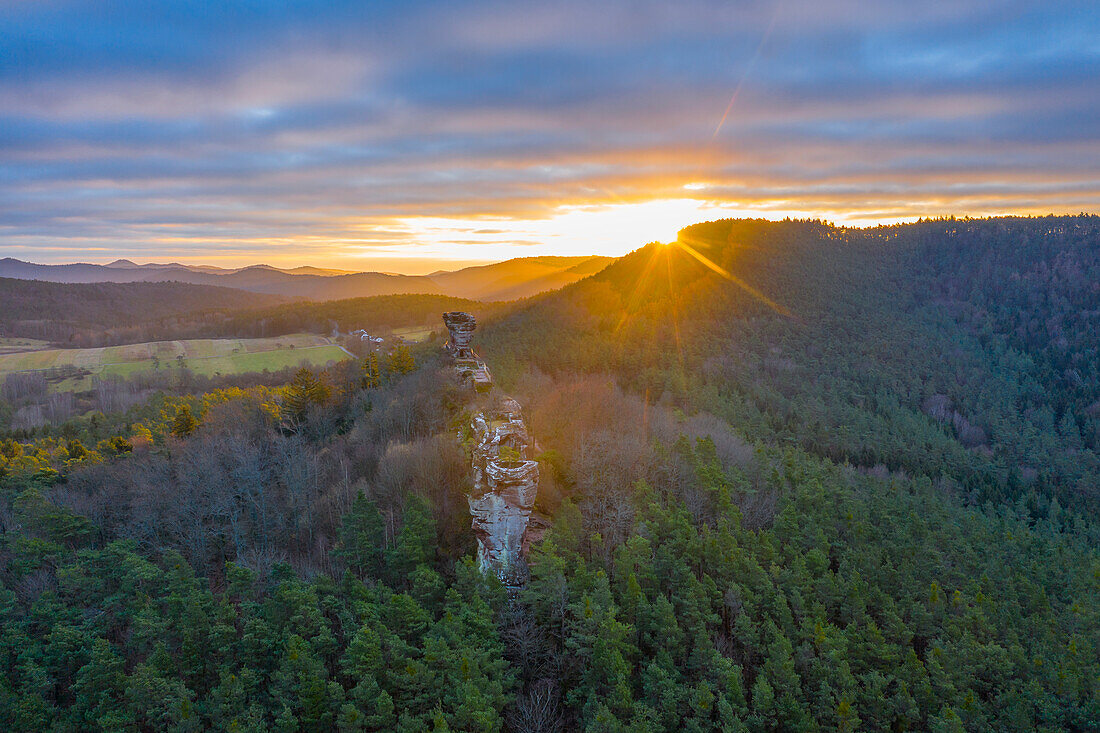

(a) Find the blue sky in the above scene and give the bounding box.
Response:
[2,0,1098,271]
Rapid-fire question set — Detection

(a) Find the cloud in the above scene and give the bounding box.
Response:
[1,0,1099,268]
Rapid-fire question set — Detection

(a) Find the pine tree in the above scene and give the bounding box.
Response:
[273,635,340,730]
[71,639,132,729]
[390,496,437,578]
[340,626,383,680]
[281,368,332,428]
[335,491,386,579]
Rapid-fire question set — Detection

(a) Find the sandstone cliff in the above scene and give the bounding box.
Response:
[443,312,540,584]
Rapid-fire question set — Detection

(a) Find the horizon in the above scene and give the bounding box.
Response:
[3,1,1099,270]
[5,211,1094,275]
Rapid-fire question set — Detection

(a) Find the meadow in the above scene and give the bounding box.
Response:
[0,334,352,391]
[0,337,51,355]
[391,325,436,342]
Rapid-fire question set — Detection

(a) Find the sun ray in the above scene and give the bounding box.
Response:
[673,233,792,317]
[666,241,686,376]
[615,242,667,333]
[712,3,781,139]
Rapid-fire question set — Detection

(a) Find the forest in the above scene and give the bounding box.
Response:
[0,216,1098,731]
[0,277,487,349]
[0,278,290,345]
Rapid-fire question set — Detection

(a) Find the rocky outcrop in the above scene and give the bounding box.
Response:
[443,313,540,584]
[443,311,477,359]
[469,439,539,581]
[444,310,492,391]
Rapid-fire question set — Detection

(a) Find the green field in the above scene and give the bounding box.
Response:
[391,326,436,343]
[0,334,353,391]
[0,337,51,355]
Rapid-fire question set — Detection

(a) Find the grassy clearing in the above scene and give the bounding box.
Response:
[0,337,52,355]
[0,334,352,391]
[391,326,436,343]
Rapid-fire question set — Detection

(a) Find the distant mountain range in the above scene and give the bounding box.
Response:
[0,255,614,302]
[101,259,361,277]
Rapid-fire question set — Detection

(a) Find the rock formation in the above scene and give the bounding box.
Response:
[443,313,539,584]
[443,310,492,391]
[442,311,477,359]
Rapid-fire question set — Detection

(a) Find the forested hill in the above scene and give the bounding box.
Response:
[0,280,495,348]
[136,293,503,343]
[1,217,1097,731]
[0,277,290,344]
[460,215,1100,729]
[479,215,1100,516]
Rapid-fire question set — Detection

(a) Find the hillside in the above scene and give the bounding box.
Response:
[428,255,612,301]
[463,215,1100,728]
[479,216,1100,515]
[0,282,501,348]
[0,277,289,344]
[0,255,614,303]
[160,293,503,342]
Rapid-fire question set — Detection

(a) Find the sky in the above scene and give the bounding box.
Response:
[2,0,1099,273]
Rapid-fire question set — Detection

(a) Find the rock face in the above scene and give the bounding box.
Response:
[443,313,539,584]
[444,311,492,391]
[469,411,540,581]
[442,311,477,359]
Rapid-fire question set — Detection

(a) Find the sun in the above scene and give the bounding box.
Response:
[536,199,711,252]
[380,198,739,261]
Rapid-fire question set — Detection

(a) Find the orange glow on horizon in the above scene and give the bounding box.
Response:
[364,197,925,267]
[29,196,1074,274]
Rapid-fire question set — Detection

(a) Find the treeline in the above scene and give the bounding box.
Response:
[0,362,344,436]
[155,294,498,343]
[3,284,495,349]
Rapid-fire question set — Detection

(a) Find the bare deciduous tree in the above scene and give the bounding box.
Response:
[507,678,563,733]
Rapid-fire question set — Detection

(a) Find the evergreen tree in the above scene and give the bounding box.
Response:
[335,491,387,579]
[390,495,437,579]
[281,368,332,427]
